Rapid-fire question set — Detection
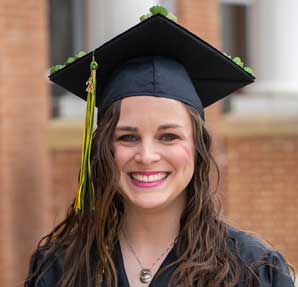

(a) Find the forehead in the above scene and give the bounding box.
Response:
[118,96,191,125]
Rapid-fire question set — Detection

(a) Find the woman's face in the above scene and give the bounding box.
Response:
[113,96,195,211]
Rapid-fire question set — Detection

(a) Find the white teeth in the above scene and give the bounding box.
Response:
[130,173,168,182]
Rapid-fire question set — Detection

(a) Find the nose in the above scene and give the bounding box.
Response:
[134,140,161,164]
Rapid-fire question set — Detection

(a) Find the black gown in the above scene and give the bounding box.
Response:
[25,226,294,287]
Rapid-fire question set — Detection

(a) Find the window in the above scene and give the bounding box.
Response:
[49,0,86,118]
[220,0,251,113]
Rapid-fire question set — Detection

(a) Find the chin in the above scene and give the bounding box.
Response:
[123,191,183,212]
[130,197,169,211]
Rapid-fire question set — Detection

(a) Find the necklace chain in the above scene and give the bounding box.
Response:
[122,229,175,270]
[95,232,176,286]
[122,229,176,284]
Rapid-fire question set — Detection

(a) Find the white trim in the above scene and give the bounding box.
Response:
[72,0,85,53]
[220,0,252,5]
[230,93,298,116]
[247,82,298,94]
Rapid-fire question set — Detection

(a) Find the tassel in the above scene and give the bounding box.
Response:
[74,53,98,214]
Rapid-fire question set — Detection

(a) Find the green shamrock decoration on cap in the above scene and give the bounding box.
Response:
[140,5,177,22]
[223,53,254,76]
[49,51,86,75]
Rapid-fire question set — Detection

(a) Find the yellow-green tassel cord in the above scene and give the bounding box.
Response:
[74,55,98,213]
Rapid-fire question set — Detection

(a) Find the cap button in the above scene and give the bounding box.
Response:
[90,61,98,71]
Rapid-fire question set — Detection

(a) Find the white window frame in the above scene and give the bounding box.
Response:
[220,0,252,5]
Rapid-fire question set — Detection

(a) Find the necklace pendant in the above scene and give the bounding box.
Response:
[139,268,152,284]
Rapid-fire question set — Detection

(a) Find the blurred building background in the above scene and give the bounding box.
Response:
[0,0,297,286]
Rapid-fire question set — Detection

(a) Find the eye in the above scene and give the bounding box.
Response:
[116,134,139,142]
[160,133,179,141]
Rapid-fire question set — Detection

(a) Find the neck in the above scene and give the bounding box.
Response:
[120,193,185,250]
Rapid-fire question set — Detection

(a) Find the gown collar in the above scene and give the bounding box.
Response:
[102,240,178,287]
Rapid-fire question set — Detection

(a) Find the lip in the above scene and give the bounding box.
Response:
[129,171,170,176]
[128,172,170,188]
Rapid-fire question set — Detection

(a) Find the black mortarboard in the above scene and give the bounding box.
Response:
[49,14,255,119]
[49,11,255,213]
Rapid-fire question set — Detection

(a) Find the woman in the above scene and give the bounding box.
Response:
[25,8,295,287]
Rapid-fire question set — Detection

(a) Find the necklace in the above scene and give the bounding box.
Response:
[122,230,176,284]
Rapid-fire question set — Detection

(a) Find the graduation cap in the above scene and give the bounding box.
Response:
[49,7,255,214]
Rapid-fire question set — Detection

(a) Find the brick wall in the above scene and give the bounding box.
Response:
[50,150,80,221]
[0,0,50,286]
[49,120,83,223]
[220,115,298,268]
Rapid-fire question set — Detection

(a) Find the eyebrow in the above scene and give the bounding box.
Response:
[115,124,183,132]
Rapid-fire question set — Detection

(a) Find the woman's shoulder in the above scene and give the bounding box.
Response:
[226,225,294,286]
[25,240,98,287]
[226,225,273,261]
[25,245,64,287]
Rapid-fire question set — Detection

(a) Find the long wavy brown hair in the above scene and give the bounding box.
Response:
[25,99,293,287]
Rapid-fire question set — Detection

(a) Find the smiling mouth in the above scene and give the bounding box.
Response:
[128,172,171,183]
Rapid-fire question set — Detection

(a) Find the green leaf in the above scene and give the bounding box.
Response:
[233,56,241,62]
[150,5,168,16]
[50,64,64,75]
[233,56,244,68]
[222,52,231,59]
[75,51,86,58]
[65,56,76,65]
[139,12,152,22]
[50,65,57,75]
[140,5,177,23]
[244,66,254,75]
[139,15,147,22]
[222,53,254,76]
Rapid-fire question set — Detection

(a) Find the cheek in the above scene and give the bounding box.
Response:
[169,142,195,168]
[176,142,194,161]
[175,143,195,190]
[113,144,134,169]
[182,141,195,158]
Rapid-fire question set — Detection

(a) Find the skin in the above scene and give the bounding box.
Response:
[113,96,195,286]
